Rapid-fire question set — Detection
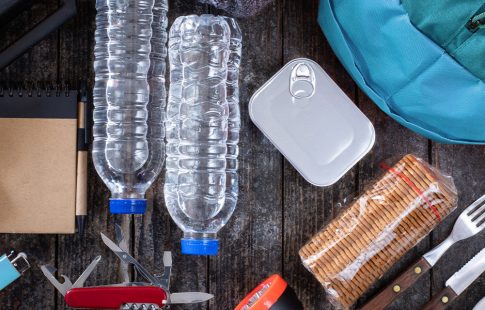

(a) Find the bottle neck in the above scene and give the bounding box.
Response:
[183,232,217,240]
[111,193,145,199]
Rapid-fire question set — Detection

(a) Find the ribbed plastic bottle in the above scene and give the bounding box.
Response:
[165,15,242,255]
[93,0,168,214]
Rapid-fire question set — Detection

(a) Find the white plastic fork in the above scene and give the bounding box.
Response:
[424,194,485,265]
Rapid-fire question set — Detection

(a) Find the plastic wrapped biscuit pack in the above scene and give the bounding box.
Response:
[299,154,458,309]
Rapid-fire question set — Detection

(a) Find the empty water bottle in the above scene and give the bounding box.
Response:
[165,15,242,255]
[93,0,168,214]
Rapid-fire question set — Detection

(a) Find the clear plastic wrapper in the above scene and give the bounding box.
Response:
[299,154,458,309]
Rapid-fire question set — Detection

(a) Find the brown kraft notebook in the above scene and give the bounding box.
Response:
[0,86,77,233]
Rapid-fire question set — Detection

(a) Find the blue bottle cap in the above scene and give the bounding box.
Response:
[109,199,147,214]
[181,238,219,256]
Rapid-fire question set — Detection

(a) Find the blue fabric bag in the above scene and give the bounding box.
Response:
[318,0,485,144]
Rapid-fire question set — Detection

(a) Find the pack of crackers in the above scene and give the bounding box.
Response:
[299,154,458,309]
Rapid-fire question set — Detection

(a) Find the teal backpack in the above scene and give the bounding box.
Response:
[318,0,485,144]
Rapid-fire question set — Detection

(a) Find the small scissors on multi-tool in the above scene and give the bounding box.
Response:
[41,225,213,309]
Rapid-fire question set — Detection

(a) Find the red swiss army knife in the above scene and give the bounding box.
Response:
[41,226,213,309]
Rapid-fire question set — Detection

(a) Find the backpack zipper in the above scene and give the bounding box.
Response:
[467,6,485,32]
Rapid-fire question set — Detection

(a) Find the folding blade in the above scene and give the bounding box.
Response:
[446,247,485,295]
[40,265,72,296]
[115,224,130,283]
[72,255,102,288]
[101,232,160,285]
[169,292,214,304]
[115,224,129,253]
[159,251,172,290]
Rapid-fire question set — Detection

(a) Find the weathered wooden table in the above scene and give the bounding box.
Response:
[1,1,484,309]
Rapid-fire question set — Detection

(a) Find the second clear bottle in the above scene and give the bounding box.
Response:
[164,15,242,255]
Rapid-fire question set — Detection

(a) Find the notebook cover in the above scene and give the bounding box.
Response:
[0,88,77,233]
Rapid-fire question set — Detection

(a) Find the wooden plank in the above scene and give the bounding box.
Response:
[1,1,484,309]
[278,1,430,308]
[0,2,59,310]
[204,2,285,310]
[57,0,95,85]
[55,1,133,309]
[356,94,431,310]
[133,2,211,310]
[431,144,485,310]
[0,1,59,80]
[281,0,358,309]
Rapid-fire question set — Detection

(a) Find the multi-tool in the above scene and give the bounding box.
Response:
[0,250,30,291]
[41,226,213,309]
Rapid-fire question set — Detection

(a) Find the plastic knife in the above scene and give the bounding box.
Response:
[422,247,485,310]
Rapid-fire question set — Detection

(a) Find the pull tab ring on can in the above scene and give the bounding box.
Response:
[290,62,316,99]
[235,274,303,310]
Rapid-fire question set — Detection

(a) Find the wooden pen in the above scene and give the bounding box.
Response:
[75,81,88,235]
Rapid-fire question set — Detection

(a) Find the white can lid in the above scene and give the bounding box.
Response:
[249,58,375,186]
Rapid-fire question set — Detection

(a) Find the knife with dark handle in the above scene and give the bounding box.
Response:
[421,287,458,310]
[362,195,485,310]
[422,247,485,310]
[361,258,432,310]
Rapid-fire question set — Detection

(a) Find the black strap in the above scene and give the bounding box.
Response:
[0,0,77,69]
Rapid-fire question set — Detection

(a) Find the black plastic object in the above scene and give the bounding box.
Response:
[0,0,77,69]
[269,286,303,310]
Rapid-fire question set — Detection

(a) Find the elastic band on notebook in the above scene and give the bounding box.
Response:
[380,163,442,221]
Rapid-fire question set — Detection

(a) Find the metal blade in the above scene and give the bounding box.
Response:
[163,251,172,270]
[40,265,72,296]
[159,251,172,290]
[115,224,130,283]
[72,255,102,288]
[169,292,214,304]
[101,232,160,285]
[474,297,485,310]
[115,224,129,253]
[446,247,485,295]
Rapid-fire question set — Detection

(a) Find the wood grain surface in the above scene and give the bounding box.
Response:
[0,0,484,309]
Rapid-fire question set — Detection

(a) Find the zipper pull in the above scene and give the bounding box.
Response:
[467,11,485,32]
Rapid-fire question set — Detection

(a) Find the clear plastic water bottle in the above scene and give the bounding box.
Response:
[93,0,168,214]
[165,15,242,255]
